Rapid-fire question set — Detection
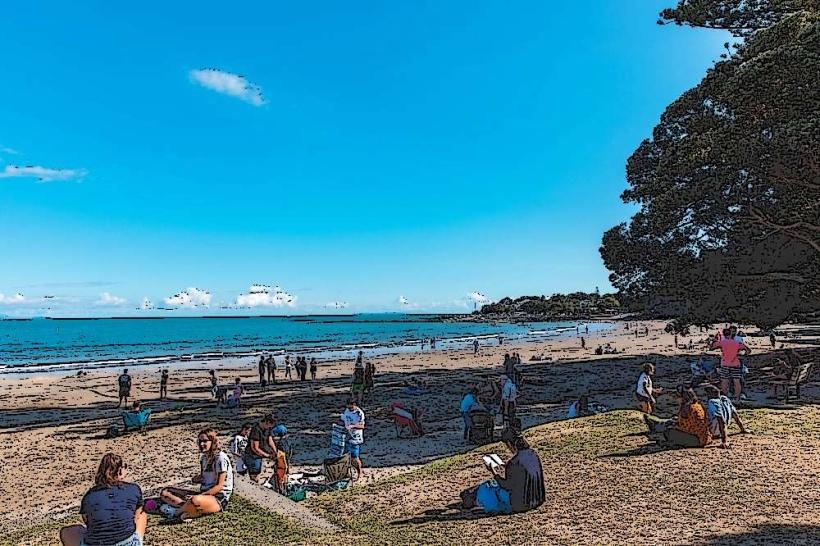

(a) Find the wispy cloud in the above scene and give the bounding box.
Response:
[164,287,212,308]
[138,297,154,310]
[0,165,87,182]
[236,284,295,307]
[325,301,349,309]
[96,292,127,306]
[0,146,19,155]
[0,293,26,304]
[189,68,266,106]
[398,295,409,306]
[468,291,491,304]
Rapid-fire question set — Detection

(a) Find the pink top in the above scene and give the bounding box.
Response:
[716,338,743,367]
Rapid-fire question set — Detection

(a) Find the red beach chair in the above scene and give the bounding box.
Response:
[390,402,424,438]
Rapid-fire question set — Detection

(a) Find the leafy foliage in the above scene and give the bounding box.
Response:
[478,292,621,317]
[601,2,820,330]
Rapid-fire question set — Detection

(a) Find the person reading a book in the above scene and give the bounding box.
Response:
[468,428,545,514]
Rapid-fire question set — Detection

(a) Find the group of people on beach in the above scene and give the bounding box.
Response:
[257,354,318,385]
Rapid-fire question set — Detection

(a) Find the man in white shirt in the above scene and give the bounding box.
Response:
[342,399,365,480]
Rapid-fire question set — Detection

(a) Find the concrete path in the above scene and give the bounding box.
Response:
[233,477,340,532]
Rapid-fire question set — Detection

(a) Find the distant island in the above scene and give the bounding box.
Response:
[447,291,624,323]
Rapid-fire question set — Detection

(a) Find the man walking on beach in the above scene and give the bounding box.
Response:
[116,369,132,408]
[342,399,366,480]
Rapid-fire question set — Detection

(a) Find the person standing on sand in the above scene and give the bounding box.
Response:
[355,351,364,369]
[266,355,276,384]
[342,399,365,480]
[635,363,663,414]
[284,356,293,379]
[500,374,518,427]
[580,337,586,350]
[117,369,132,408]
[709,328,751,401]
[159,369,168,400]
[258,356,266,388]
[60,453,146,546]
[474,338,480,355]
[243,414,275,483]
[310,358,318,380]
[769,332,776,348]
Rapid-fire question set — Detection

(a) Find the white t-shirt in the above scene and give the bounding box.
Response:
[636,372,652,398]
[342,407,365,445]
[200,451,233,499]
[230,434,248,472]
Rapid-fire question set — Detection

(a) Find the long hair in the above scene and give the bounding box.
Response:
[95,453,125,488]
[198,428,221,462]
[677,385,698,419]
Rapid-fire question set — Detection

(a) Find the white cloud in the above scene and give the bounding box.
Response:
[0,293,26,304]
[139,298,154,310]
[325,301,349,309]
[189,68,266,106]
[236,284,295,307]
[468,291,491,304]
[164,287,212,307]
[398,295,409,305]
[96,292,126,306]
[0,165,87,182]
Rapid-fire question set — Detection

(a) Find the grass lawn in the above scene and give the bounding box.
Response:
[5,406,819,545]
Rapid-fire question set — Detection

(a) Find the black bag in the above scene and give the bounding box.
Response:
[105,425,121,438]
[460,485,479,509]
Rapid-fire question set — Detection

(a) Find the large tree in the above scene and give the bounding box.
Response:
[600,1,820,330]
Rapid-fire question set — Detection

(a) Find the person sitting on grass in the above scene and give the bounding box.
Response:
[464,428,545,515]
[704,385,748,449]
[644,385,711,447]
[635,363,663,414]
[60,453,146,546]
[160,428,233,522]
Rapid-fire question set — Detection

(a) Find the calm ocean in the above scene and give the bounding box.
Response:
[0,314,612,374]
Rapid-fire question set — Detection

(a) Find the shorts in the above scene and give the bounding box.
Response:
[351,383,365,394]
[346,443,361,458]
[82,533,142,546]
[719,366,743,380]
[214,492,230,511]
[119,389,131,398]
[244,456,263,475]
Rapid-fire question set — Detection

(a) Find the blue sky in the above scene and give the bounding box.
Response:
[0,1,728,316]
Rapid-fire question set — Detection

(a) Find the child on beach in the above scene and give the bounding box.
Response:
[226,378,243,408]
[636,363,663,414]
[285,356,293,379]
[310,358,317,380]
[230,423,251,476]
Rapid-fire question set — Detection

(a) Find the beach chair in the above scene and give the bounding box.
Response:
[391,402,424,437]
[122,408,151,433]
[296,454,354,494]
[468,410,494,444]
[771,361,814,403]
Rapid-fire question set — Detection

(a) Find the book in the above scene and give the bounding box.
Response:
[482,453,504,473]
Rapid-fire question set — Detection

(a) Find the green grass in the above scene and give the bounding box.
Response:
[5,405,819,545]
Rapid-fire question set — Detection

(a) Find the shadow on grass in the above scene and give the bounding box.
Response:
[390,506,497,525]
[701,523,820,545]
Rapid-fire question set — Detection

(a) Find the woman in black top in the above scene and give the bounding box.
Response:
[60,453,146,546]
[476,428,545,514]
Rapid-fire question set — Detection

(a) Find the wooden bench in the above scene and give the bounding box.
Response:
[771,362,814,403]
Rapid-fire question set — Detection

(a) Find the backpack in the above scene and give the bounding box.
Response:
[105,425,121,438]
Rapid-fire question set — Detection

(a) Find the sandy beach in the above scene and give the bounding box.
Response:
[1,319,817,535]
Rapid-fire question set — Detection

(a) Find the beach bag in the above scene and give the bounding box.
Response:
[460,485,479,509]
[105,425,121,439]
[323,454,353,483]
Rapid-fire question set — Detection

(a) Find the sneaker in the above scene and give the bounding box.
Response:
[159,504,177,519]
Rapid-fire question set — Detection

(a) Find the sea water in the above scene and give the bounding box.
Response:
[0,314,612,374]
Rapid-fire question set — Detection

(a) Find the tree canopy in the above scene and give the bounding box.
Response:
[600,1,820,330]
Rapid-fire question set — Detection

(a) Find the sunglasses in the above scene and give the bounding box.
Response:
[198,438,211,444]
